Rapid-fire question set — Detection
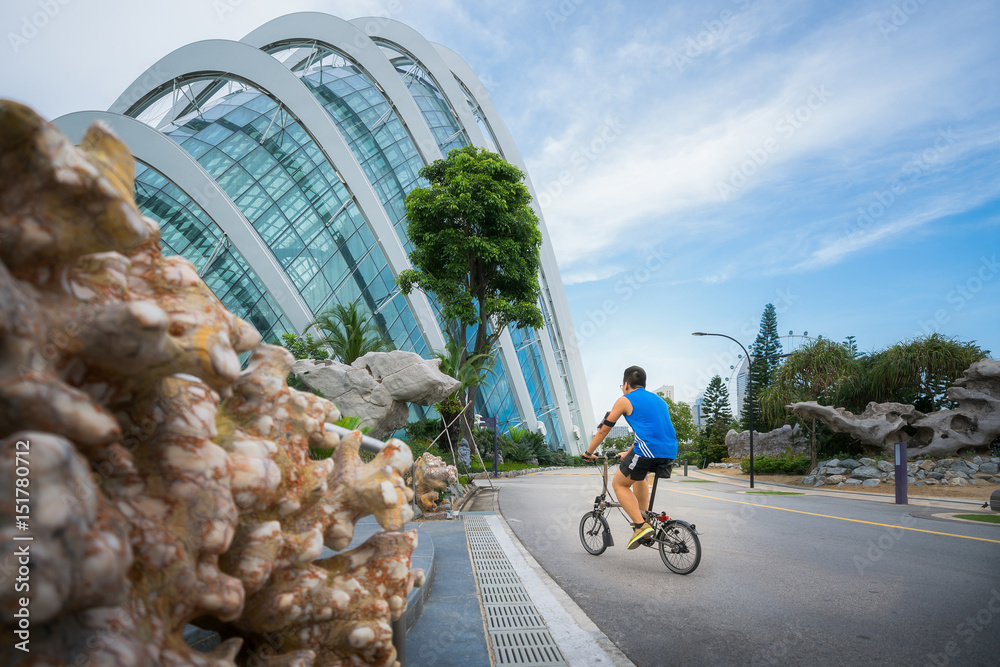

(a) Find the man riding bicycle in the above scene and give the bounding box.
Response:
[583,366,678,549]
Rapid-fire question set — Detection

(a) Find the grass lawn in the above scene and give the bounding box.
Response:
[746,491,805,495]
[953,514,1000,524]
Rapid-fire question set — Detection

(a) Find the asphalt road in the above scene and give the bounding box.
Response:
[496,468,1000,667]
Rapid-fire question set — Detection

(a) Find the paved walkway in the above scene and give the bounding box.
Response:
[405,485,632,667]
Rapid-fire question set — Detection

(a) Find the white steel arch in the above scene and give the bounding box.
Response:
[106,38,446,352]
[241,12,444,166]
[53,110,314,332]
[347,18,489,149]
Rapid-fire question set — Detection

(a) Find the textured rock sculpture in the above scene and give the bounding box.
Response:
[788,402,918,450]
[0,101,419,666]
[292,352,460,439]
[725,424,808,458]
[789,359,1000,457]
[413,452,459,514]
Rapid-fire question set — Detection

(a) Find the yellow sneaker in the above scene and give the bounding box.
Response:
[627,523,653,550]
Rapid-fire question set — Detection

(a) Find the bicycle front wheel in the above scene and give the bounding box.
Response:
[580,511,610,555]
[659,521,701,574]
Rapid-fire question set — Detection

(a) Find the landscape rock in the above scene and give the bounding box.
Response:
[852,466,881,479]
[821,466,848,476]
[726,424,808,458]
[979,462,999,475]
[294,351,460,439]
[862,479,881,487]
[860,457,877,466]
[844,478,863,486]
[457,439,472,469]
[950,477,969,486]
[877,460,893,473]
[840,459,862,469]
[790,360,1000,457]
[950,460,978,473]
[826,475,847,484]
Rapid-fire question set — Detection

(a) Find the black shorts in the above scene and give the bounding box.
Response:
[619,449,674,481]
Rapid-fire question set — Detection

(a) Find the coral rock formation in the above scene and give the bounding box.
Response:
[789,359,1000,457]
[292,352,460,439]
[413,452,459,513]
[0,100,419,666]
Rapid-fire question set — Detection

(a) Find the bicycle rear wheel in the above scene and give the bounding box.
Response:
[580,511,610,555]
[658,521,701,574]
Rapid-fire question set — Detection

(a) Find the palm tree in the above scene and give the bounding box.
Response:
[310,302,394,364]
[834,334,987,413]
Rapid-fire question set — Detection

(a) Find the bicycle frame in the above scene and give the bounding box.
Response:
[590,455,698,540]
[582,454,702,573]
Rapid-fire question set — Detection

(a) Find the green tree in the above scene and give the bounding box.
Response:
[311,302,393,365]
[742,303,783,431]
[278,332,329,361]
[758,338,858,469]
[696,375,735,464]
[834,334,988,413]
[656,392,697,445]
[398,145,544,453]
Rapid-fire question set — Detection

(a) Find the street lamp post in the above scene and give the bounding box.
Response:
[692,331,756,489]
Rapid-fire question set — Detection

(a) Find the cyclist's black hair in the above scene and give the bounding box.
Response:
[623,366,646,388]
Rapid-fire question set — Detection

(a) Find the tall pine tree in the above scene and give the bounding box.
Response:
[741,303,782,431]
[694,375,735,463]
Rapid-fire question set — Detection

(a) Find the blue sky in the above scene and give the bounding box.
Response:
[3,0,998,416]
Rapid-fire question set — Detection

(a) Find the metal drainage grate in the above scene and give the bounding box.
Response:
[464,516,566,666]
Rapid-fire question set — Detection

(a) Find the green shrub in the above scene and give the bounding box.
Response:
[403,418,445,444]
[740,453,811,475]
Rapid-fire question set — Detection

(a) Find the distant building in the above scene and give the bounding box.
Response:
[692,393,706,431]
[653,385,675,401]
[607,424,633,441]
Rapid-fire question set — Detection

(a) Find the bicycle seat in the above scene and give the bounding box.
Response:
[655,462,674,478]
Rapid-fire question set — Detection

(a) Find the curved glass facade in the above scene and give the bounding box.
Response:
[134,162,295,345]
[374,41,468,156]
[60,15,594,452]
[130,78,428,358]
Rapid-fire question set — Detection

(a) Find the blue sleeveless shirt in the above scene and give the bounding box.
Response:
[622,387,678,459]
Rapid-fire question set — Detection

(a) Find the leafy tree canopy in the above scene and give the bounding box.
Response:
[398,145,545,453]
[657,392,698,445]
[397,145,544,357]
